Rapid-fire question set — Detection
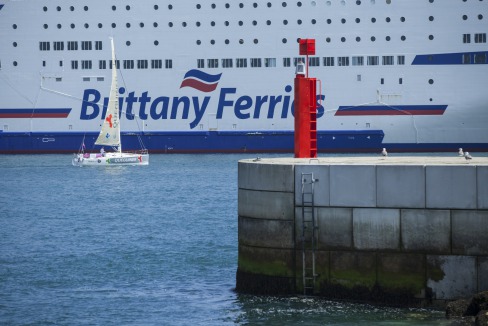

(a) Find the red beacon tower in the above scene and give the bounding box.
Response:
[294,39,318,158]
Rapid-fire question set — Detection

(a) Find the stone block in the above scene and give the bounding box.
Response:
[294,164,329,206]
[238,216,294,249]
[426,166,477,209]
[478,257,488,292]
[452,210,488,255]
[377,253,426,297]
[238,189,294,220]
[238,161,294,192]
[427,255,477,300]
[377,165,425,208]
[478,166,488,209]
[238,244,294,277]
[353,208,401,250]
[330,165,376,207]
[329,251,376,289]
[316,207,353,250]
[401,209,451,253]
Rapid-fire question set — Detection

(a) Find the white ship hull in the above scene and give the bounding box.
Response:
[0,0,487,153]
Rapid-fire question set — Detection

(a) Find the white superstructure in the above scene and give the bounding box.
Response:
[0,0,487,153]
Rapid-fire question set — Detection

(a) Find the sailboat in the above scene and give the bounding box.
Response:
[72,38,149,167]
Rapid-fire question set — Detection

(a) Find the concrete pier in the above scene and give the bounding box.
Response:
[236,156,488,306]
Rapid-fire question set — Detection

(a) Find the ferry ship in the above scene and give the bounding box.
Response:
[0,0,487,154]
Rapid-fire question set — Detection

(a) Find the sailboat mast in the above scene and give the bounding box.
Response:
[111,38,122,153]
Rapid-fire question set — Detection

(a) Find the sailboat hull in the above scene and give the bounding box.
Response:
[72,152,149,167]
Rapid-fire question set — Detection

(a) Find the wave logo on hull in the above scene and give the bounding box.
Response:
[180,69,222,93]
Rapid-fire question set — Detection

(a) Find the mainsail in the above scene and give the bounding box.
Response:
[95,38,121,151]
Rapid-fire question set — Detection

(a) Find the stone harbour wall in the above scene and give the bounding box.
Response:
[236,157,488,307]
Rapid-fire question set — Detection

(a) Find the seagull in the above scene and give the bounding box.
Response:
[253,157,261,162]
[458,148,464,156]
[464,152,472,160]
[381,148,388,157]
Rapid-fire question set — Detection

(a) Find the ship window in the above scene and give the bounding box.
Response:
[126,23,131,28]
[112,5,116,11]
[81,60,92,69]
[83,77,90,82]
[253,39,259,44]
[57,24,62,29]
[124,60,134,69]
[151,59,162,69]
[137,60,148,69]
[211,21,216,27]
[71,23,75,29]
[154,22,158,27]
[386,36,391,41]
[98,23,103,28]
[212,3,216,9]
[225,39,230,44]
[371,17,376,23]
[371,36,376,42]
[356,18,360,23]
[154,5,159,10]
[197,59,204,68]
[463,34,471,43]
[39,41,50,51]
[112,23,116,28]
[42,60,46,67]
[357,75,361,81]
[240,3,244,8]
[341,18,346,24]
[222,58,233,68]
[283,58,291,67]
[323,57,334,66]
[81,41,92,50]
[356,37,361,42]
[265,58,277,67]
[401,35,406,41]
[399,78,403,84]
[400,17,406,22]
[479,14,484,20]
[196,4,201,9]
[110,60,120,69]
[13,61,18,66]
[99,60,107,69]
[59,60,63,67]
[165,59,173,69]
[43,24,48,29]
[84,23,89,29]
[297,2,302,7]
[382,56,394,65]
[380,78,384,84]
[71,60,78,69]
[168,4,173,10]
[338,57,349,66]
[208,59,218,68]
[68,41,78,50]
[70,6,74,11]
[428,79,434,84]
[154,40,159,46]
[474,53,487,64]
[210,40,215,45]
[326,37,331,43]
[83,6,88,11]
[13,24,17,29]
[462,15,467,21]
[309,57,320,66]
[237,58,247,68]
[95,41,102,50]
[386,17,391,23]
[54,41,64,51]
[251,58,262,67]
[225,3,230,8]
[282,38,288,43]
[352,56,364,66]
[367,56,379,65]
[397,55,405,65]
[196,40,201,45]
[126,5,130,10]
[475,33,487,43]
[327,19,332,24]
[126,41,131,46]
[311,19,316,24]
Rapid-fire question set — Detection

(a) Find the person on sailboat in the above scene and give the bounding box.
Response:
[100,147,105,157]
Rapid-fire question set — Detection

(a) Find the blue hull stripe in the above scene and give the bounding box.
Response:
[412,51,488,65]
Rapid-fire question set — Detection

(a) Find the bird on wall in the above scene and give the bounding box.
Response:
[381,148,388,157]
[464,152,472,160]
[458,148,464,156]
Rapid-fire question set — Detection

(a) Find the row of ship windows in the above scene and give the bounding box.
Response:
[38,1,396,13]
[39,0,484,13]
[17,13,485,31]
[33,33,488,52]
[5,53,487,70]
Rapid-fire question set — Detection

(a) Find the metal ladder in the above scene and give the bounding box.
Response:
[301,172,318,295]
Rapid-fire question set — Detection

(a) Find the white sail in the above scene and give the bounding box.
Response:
[95,38,121,150]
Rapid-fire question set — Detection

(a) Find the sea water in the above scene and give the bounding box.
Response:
[0,154,468,325]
